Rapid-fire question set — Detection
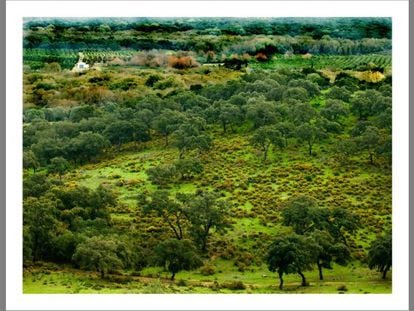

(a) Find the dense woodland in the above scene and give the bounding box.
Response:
[23,18,392,293]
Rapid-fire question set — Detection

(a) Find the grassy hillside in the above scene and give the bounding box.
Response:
[22,17,392,294]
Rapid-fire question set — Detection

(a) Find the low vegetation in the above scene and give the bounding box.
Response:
[22,17,392,293]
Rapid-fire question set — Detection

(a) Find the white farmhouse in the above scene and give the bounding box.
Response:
[72,52,90,73]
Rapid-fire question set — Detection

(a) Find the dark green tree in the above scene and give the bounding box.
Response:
[357,126,381,164]
[309,230,351,280]
[154,239,202,280]
[47,156,70,180]
[216,102,243,133]
[282,87,309,102]
[103,120,135,150]
[23,172,51,198]
[139,190,187,240]
[152,109,185,146]
[66,132,109,163]
[50,230,80,263]
[23,196,60,261]
[72,236,124,278]
[172,122,212,159]
[31,137,67,165]
[350,90,389,120]
[334,137,358,164]
[281,195,324,235]
[180,191,230,252]
[245,98,278,128]
[296,122,326,156]
[325,207,359,246]
[367,233,392,279]
[250,125,284,162]
[135,108,155,137]
[69,105,97,122]
[174,158,203,180]
[326,86,352,102]
[146,164,177,187]
[288,102,316,126]
[23,150,40,173]
[321,99,349,123]
[266,234,316,289]
[276,121,295,147]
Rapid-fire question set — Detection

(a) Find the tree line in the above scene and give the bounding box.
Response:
[24,69,391,172]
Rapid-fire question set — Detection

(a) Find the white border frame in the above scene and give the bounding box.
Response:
[6,1,409,310]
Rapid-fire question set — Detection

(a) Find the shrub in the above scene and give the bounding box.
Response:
[200,263,216,276]
[153,77,178,90]
[146,164,177,186]
[222,280,246,290]
[304,174,313,182]
[175,158,204,180]
[177,279,187,286]
[168,55,200,69]
[145,75,161,87]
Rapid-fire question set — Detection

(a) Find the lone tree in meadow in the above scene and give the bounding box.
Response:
[154,239,202,280]
[266,234,316,289]
[250,125,285,162]
[367,233,392,279]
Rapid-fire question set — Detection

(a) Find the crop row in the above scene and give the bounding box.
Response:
[24,49,138,69]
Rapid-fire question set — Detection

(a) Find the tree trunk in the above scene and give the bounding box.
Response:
[382,265,390,279]
[317,262,324,280]
[100,270,105,279]
[298,271,308,286]
[171,272,175,280]
[369,152,373,165]
[164,134,169,147]
[222,121,227,134]
[278,271,284,290]
[177,218,183,240]
[308,141,312,156]
[263,148,268,162]
[165,216,182,240]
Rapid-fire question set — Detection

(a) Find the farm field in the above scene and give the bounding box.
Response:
[22,17,392,294]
